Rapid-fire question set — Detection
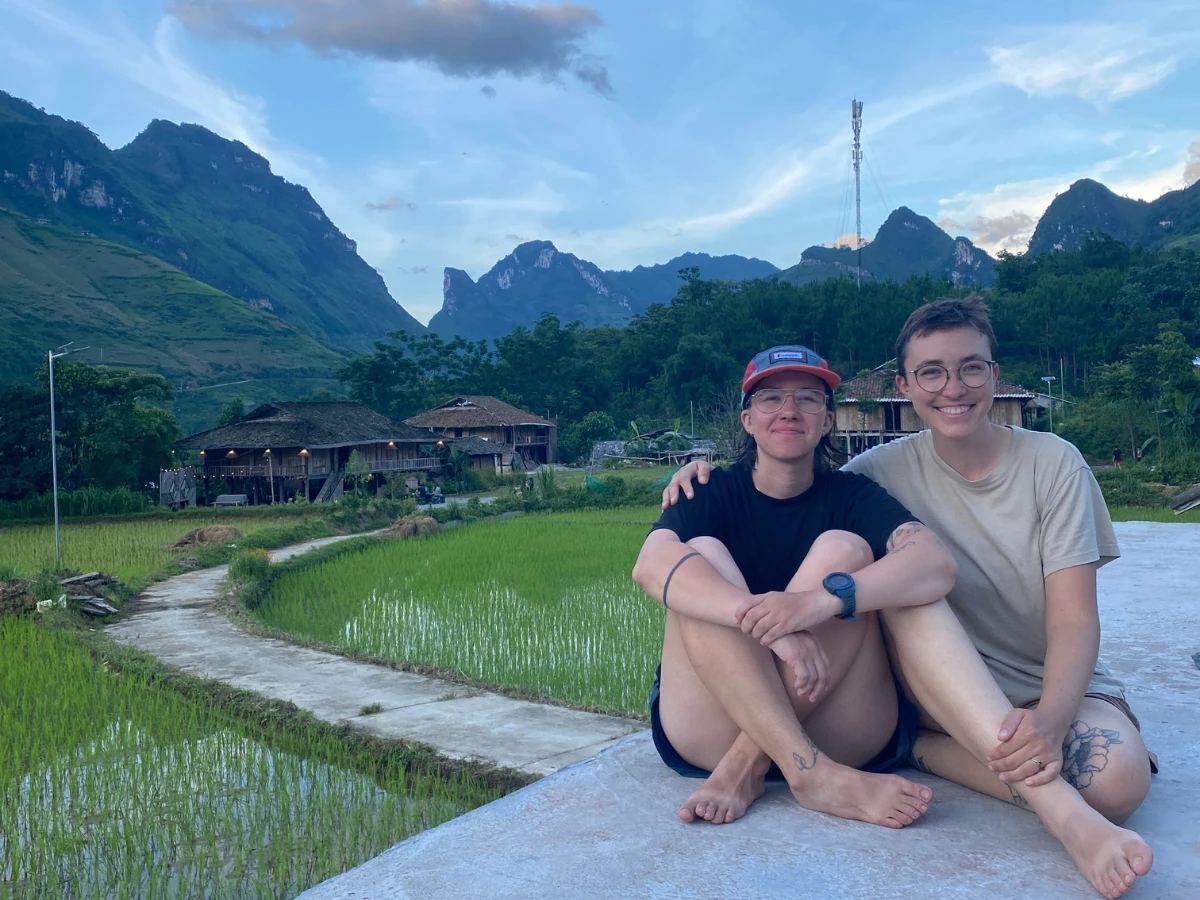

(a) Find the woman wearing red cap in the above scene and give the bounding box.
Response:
[633,343,956,828]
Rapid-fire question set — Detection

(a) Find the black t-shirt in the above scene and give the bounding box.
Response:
[652,465,918,595]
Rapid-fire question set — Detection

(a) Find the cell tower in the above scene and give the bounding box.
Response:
[851,99,863,288]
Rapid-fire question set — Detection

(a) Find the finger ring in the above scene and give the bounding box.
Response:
[1033,758,1044,771]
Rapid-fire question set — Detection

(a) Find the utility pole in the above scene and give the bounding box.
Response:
[852,99,864,289]
[48,342,90,567]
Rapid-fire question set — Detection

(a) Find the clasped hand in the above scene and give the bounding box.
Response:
[735,589,834,644]
[987,708,1063,787]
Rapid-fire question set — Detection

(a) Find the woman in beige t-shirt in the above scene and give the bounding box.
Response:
[665,297,1154,899]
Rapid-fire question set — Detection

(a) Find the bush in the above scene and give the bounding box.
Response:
[1149,447,1200,486]
[229,548,271,584]
[1093,469,1168,508]
[0,487,150,522]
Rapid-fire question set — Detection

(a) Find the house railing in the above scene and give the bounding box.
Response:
[205,464,308,479]
[371,458,441,472]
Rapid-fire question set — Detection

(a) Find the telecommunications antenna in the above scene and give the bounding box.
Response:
[852,99,863,288]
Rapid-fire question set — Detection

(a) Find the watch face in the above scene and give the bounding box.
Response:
[825,572,854,593]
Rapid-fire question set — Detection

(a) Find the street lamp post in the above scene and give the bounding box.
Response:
[1041,376,1057,433]
[48,343,90,568]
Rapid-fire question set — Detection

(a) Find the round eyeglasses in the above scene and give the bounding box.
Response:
[748,388,828,414]
[908,360,996,393]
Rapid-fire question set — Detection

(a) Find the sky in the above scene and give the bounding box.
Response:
[2,0,1198,326]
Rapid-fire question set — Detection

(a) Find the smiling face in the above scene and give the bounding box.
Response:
[896,326,998,440]
[740,371,833,465]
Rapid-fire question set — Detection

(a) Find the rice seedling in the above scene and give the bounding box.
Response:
[256,508,666,715]
[0,618,499,898]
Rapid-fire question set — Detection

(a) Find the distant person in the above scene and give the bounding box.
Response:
[1134,446,1143,463]
[1113,447,1123,468]
[664,298,1153,899]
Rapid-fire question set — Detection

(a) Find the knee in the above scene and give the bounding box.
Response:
[1078,756,1152,824]
[686,535,729,560]
[809,530,873,573]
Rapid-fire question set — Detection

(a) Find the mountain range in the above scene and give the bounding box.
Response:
[429,245,779,340]
[2,87,1198,421]
[1029,177,1200,255]
[0,90,424,353]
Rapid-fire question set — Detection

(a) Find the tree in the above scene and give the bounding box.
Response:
[344,449,370,496]
[0,382,51,501]
[558,410,617,464]
[214,396,246,428]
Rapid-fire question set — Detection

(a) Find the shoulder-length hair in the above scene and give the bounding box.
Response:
[731,386,847,473]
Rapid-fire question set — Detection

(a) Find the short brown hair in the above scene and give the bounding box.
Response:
[895,294,997,376]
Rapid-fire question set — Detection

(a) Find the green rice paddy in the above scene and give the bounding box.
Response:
[0,618,499,898]
[0,518,320,582]
[256,508,665,716]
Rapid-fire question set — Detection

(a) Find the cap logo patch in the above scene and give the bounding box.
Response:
[769,349,808,364]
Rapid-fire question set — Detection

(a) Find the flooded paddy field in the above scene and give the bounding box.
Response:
[0,618,500,899]
[255,508,665,716]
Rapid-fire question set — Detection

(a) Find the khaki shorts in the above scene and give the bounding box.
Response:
[1022,693,1158,775]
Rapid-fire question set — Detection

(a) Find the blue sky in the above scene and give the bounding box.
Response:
[2,0,1198,325]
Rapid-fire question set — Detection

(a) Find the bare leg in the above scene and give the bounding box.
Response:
[662,532,932,829]
[882,601,1152,899]
[913,698,1151,824]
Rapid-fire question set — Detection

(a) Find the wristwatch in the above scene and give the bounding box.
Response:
[822,572,858,621]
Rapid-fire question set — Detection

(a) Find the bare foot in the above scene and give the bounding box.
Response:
[790,762,933,829]
[1059,807,1153,899]
[678,754,768,824]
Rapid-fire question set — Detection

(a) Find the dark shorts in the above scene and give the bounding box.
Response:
[648,665,921,780]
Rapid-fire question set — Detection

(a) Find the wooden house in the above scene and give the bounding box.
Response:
[406,396,557,471]
[836,365,1036,456]
[179,401,440,504]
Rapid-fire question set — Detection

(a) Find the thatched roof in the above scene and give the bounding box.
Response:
[406,396,553,429]
[180,402,433,451]
[451,436,504,457]
[838,367,1034,403]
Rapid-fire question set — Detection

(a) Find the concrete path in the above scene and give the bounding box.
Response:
[302,522,1200,900]
[107,533,643,776]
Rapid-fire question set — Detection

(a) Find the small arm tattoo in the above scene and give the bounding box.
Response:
[886,521,925,554]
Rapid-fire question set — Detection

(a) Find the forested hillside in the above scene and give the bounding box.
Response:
[343,235,1200,466]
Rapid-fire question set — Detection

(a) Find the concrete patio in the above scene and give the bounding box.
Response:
[301,521,1200,900]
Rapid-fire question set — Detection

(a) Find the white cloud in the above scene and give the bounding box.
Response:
[986,23,1196,103]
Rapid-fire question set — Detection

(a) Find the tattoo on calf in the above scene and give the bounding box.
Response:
[793,734,821,773]
[1007,784,1031,810]
[886,522,924,554]
[1061,720,1123,789]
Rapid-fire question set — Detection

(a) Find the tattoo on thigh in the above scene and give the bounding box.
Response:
[793,733,821,773]
[886,522,924,554]
[1007,784,1031,811]
[913,754,933,775]
[1061,720,1123,789]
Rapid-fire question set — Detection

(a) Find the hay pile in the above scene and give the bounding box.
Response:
[168,525,243,550]
[381,515,442,540]
[0,579,34,616]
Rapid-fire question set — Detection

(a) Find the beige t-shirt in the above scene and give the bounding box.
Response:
[843,427,1124,707]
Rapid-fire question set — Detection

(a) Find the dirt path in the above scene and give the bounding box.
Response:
[107,533,644,775]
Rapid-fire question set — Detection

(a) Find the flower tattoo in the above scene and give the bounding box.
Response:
[1061,720,1123,789]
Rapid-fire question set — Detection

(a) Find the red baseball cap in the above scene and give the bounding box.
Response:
[742,345,841,399]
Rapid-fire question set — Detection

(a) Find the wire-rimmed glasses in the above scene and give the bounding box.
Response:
[908,360,996,393]
[748,388,828,414]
